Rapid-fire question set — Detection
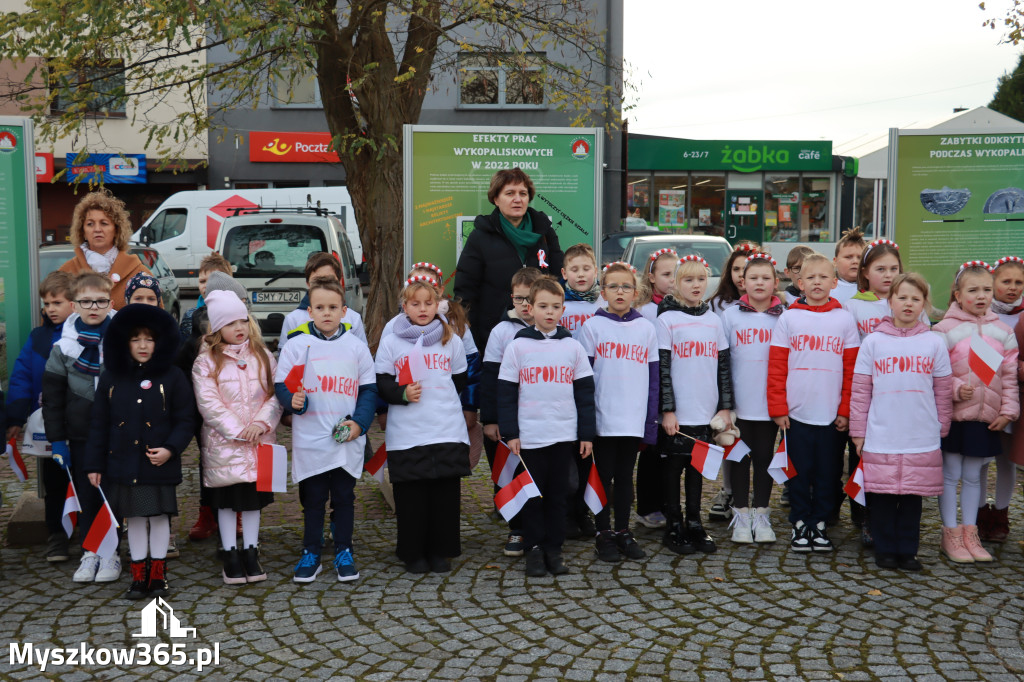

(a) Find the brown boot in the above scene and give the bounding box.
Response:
[976,503,995,541]
[989,506,1010,543]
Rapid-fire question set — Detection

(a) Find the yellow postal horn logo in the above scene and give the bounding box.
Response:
[262,138,292,156]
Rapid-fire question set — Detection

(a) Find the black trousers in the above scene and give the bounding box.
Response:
[520,443,572,552]
[392,477,462,563]
[661,424,710,523]
[593,436,639,532]
[786,420,841,526]
[569,443,589,519]
[70,440,104,542]
[299,467,356,553]
[731,419,779,509]
[41,457,69,535]
[866,493,922,556]
[484,436,522,532]
[635,443,665,516]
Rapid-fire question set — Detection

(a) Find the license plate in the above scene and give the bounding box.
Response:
[253,291,302,304]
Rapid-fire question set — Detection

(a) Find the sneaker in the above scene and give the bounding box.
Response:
[729,507,753,544]
[544,549,570,575]
[577,511,597,538]
[95,555,122,582]
[811,521,834,552]
[615,530,646,560]
[686,520,717,553]
[708,489,734,522]
[790,521,812,552]
[222,548,248,584]
[662,522,696,554]
[504,534,525,557]
[46,533,70,563]
[637,512,667,529]
[293,550,322,583]
[165,536,180,559]
[334,548,360,582]
[72,551,101,582]
[595,530,622,563]
[525,546,547,577]
[752,508,776,543]
[780,486,790,507]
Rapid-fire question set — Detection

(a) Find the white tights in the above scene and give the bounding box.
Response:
[125,515,170,561]
[939,453,991,528]
[979,452,1017,510]
[217,508,261,550]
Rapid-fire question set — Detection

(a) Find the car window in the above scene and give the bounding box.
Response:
[132,248,158,269]
[631,240,732,277]
[147,208,187,242]
[222,224,328,278]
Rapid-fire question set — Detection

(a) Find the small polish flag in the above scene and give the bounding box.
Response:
[767,434,797,484]
[283,345,312,393]
[690,440,725,480]
[495,470,541,522]
[844,459,867,506]
[82,498,119,559]
[62,481,81,538]
[365,443,388,483]
[398,336,428,386]
[491,441,520,488]
[6,438,27,482]
[256,443,288,492]
[583,461,608,514]
[968,334,1002,386]
[724,439,751,463]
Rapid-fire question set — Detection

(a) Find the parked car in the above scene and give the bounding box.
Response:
[601,229,663,264]
[214,206,363,343]
[620,234,733,296]
[39,243,182,322]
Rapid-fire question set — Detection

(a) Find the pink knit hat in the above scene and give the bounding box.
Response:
[206,289,249,333]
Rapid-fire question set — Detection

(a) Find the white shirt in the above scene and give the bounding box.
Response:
[640,301,659,324]
[657,309,728,426]
[833,278,858,305]
[498,333,594,449]
[578,313,658,438]
[855,330,952,453]
[275,334,375,482]
[375,334,469,451]
[560,299,601,338]
[709,298,739,316]
[279,307,366,351]
[721,304,780,421]
[484,320,528,365]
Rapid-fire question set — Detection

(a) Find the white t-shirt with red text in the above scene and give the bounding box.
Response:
[721,305,779,421]
[657,309,728,426]
[560,299,601,339]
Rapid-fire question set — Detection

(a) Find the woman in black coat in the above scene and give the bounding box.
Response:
[84,303,195,599]
[454,168,564,354]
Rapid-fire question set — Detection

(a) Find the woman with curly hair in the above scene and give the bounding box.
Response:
[59,189,150,309]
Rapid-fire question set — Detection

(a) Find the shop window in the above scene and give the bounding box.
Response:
[147,208,187,243]
[626,175,651,226]
[854,177,875,239]
[653,175,688,230]
[458,53,545,108]
[690,175,725,237]
[764,175,800,242]
[271,65,321,108]
[48,59,126,117]
[801,177,831,242]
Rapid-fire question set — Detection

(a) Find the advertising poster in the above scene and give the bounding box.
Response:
[658,189,686,227]
[404,125,601,290]
[891,132,1024,301]
[65,153,147,184]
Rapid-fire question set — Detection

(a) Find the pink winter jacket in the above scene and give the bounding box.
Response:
[1010,315,1024,466]
[849,319,953,496]
[932,303,1019,425]
[192,341,283,488]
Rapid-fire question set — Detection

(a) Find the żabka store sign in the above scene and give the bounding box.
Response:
[249,131,340,163]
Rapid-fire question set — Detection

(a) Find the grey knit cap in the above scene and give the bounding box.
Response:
[205,270,251,311]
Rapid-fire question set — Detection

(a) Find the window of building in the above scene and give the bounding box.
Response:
[801,177,831,242]
[626,175,652,225]
[271,65,321,108]
[458,53,545,108]
[653,175,689,229]
[764,175,800,242]
[49,60,126,117]
[690,174,725,236]
[854,177,875,238]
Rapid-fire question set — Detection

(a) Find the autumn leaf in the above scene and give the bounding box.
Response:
[867,589,882,596]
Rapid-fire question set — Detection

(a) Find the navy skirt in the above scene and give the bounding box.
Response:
[941,421,1001,458]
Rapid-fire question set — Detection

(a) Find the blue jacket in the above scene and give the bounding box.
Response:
[7,318,62,428]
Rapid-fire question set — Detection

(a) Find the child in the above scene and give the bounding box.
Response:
[849,273,953,571]
[932,261,1019,563]
[720,253,785,543]
[180,252,233,340]
[768,253,859,552]
[638,248,677,324]
[42,271,121,583]
[481,266,543,557]
[375,275,471,574]
[279,252,366,350]
[276,277,377,583]
[84,304,195,598]
[578,263,657,562]
[192,289,283,584]
[782,245,815,306]
[498,276,595,576]
[978,255,1024,541]
[657,255,733,555]
[125,272,162,307]
[833,227,866,305]
[560,243,602,336]
[6,272,74,563]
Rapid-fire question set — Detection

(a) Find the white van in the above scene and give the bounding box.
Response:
[135,188,362,295]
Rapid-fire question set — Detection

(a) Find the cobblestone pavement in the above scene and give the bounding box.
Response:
[2,427,1024,680]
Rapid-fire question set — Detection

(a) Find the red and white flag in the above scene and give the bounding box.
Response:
[724,439,751,463]
[844,459,867,506]
[767,434,797,484]
[583,461,608,514]
[256,443,288,492]
[491,441,520,488]
[397,336,428,386]
[968,334,1002,386]
[691,440,725,480]
[82,497,119,559]
[495,470,541,522]
[62,481,81,538]
[365,443,388,483]
[6,437,27,482]
[283,345,313,393]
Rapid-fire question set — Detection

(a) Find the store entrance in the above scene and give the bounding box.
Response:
[725,189,763,246]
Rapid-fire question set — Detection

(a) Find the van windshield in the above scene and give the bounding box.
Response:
[222,224,327,278]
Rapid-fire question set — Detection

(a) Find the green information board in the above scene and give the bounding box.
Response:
[403,125,602,289]
[0,118,40,383]
[891,131,1024,303]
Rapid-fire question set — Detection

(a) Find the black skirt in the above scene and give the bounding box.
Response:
[106,482,178,518]
[206,482,274,511]
[941,421,1002,458]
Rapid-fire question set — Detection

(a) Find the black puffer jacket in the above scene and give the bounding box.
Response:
[656,296,734,415]
[454,207,563,353]
[84,304,196,485]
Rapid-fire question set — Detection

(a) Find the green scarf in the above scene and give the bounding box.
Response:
[851,290,880,302]
[498,211,541,262]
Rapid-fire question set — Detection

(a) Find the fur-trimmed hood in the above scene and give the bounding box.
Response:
[103,303,181,376]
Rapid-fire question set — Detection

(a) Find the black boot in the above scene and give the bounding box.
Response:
[595,530,622,563]
[126,559,149,600]
[524,546,547,577]
[222,548,246,585]
[148,558,168,597]
[242,545,267,582]
[577,509,596,538]
[544,549,569,575]
[686,519,717,553]
[662,521,696,555]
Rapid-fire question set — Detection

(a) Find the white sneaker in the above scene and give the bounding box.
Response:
[708,489,733,521]
[752,507,776,543]
[94,555,122,582]
[729,507,753,543]
[637,512,666,529]
[73,551,100,582]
